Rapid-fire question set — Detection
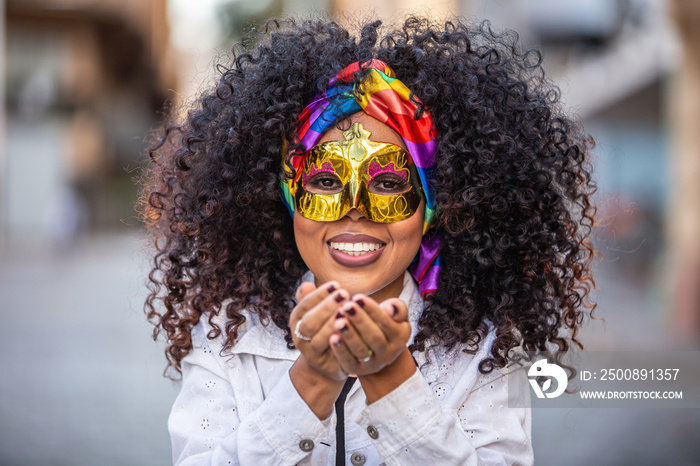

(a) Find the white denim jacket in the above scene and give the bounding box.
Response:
[169,272,534,465]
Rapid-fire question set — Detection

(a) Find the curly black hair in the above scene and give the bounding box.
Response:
[140,16,597,376]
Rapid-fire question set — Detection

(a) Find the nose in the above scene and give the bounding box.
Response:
[345,208,365,221]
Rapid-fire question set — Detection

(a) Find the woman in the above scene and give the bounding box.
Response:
[142,16,596,465]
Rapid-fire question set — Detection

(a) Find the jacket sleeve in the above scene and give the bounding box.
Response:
[168,325,333,466]
[354,366,533,465]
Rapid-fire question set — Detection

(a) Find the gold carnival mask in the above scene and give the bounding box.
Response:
[290,122,423,223]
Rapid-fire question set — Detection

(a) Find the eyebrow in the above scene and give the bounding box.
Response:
[301,161,336,186]
[313,139,407,151]
[366,160,408,181]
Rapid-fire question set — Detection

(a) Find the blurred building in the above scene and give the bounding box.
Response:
[1,0,697,338]
[0,1,698,464]
[478,0,699,344]
[1,0,175,251]
[667,0,700,343]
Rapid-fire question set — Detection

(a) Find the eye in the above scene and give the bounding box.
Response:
[304,174,343,194]
[369,173,410,194]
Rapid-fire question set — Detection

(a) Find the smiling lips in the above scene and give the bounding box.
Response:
[329,241,383,256]
[327,234,386,267]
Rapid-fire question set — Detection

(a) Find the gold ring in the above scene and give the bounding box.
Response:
[294,320,312,342]
[357,349,373,363]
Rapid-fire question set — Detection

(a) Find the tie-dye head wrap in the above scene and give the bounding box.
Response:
[281,59,441,296]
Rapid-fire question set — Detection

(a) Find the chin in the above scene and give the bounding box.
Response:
[328,273,377,295]
[336,269,405,301]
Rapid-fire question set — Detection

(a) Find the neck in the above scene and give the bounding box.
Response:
[310,271,406,303]
[368,272,405,303]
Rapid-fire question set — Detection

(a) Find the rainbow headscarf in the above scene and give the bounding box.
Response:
[282,59,441,296]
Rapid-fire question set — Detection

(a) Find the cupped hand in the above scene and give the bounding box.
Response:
[329,294,411,376]
[289,280,350,382]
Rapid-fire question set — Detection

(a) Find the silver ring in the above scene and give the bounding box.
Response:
[294,320,312,342]
[357,349,373,363]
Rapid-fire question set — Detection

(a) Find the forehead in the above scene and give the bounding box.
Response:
[317,112,407,151]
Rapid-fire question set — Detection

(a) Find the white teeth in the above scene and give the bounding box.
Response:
[329,241,384,255]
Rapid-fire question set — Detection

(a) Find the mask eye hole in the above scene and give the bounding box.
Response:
[304,173,343,194]
[368,173,410,195]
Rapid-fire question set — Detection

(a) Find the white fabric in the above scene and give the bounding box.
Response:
[169,272,534,465]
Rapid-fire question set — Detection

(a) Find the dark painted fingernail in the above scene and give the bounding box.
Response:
[328,284,337,293]
[354,298,365,308]
[334,293,345,303]
[340,325,349,333]
[392,304,399,317]
[346,306,356,316]
[333,339,341,347]
[336,311,344,319]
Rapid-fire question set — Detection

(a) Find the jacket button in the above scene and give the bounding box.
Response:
[299,439,314,452]
[350,452,366,465]
[366,425,378,439]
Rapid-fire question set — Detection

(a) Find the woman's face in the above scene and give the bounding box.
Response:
[293,112,425,302]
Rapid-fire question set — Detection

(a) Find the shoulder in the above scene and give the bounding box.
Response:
[415,324,527,406]
[189,305,250,353]
[415,325,495,380]
[188,271,308,364]
[191,303,298,365]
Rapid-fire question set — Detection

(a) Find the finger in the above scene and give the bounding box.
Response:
[334,315,372,361]
[293,287,349,340]
[351,295,410,341]
[329,333,361,374]
[379,298,409,322]
[307,310,345,355]
[295,281,316,302]
[291,281,341,322]
[337,301,387,352]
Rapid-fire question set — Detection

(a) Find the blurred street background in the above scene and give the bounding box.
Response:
[1,0,699,464]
